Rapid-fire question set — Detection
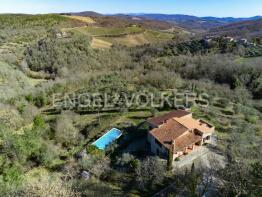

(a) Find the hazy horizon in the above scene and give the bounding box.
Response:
[0,11,261,19]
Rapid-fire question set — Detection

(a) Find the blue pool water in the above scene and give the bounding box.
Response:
[92,128,122,150]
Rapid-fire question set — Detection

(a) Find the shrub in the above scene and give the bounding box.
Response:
[130,159,140,169]
[135,157,166,190]
[21,104,39,124]
[175,157,180,161]
[38,142,61,169]
[245,115,259,124]
[221,109,234,116]
[214,98,230,108]
[34,94,47,108]
[116,153,135,167]
[2,164,23,186]
[25,94,33,103]
[33,115,45,128]
[86,145,104,158]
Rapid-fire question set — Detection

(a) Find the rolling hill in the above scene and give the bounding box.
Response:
[64,25,175,48]
[208,18,262,38]
[61,12,178,30]
[126,14,262,32]
[63,11,103,17]
[60,13,187,48]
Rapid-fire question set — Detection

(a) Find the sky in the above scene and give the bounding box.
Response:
[0,0,261,17]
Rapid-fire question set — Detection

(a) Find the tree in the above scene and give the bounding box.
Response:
[150,107,158,117]
[183,163,202,196]
[116,153,135,167]
[19,174,79,197]
[167,150,173,171]
[249,162,262,196]
[54,111,79,147]
[135,157,166,190]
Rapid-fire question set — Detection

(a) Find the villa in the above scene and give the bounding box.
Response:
[147,110,215,161]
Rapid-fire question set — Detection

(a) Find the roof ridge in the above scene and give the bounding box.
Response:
[172,117,190,130]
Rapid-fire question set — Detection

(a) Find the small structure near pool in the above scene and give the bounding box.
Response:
[92,128,122,150]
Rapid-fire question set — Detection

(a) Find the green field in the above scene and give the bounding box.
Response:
[97,30,174,46]
[70,26,144,37]
[65,26,174,47]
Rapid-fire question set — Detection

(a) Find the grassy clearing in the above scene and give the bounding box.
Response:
[116,110,152,125]
[99,30,174,47]
[100,33,149,46]
[71,26,144,37]
[91,38,112,49]
[144,30,174,41]
[64,15,96,24]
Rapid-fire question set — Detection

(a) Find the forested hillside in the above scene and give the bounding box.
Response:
[208,19,262,38]
[0,14,261,196]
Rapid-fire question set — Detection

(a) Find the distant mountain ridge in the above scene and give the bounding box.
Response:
[207,18,262,38]
[127,13,262,22]
[60,11,262,34]
[124,14,262,31]
[62,11,103,17]
[60,11,176,30]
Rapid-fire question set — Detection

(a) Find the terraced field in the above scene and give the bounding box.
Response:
[65,25,174,47]
[99,30,174,47]
[70,26,144,37]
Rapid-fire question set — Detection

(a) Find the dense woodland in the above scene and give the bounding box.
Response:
[0,14,261,196]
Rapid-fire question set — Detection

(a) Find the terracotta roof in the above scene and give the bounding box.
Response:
[149,119,189,150]
[174,117,214,134]
[147,110,191,126]
[148,110,214,152]
[174,132,202,152]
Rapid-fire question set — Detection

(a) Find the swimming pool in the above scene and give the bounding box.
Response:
[92,128,122,150]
